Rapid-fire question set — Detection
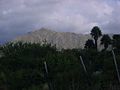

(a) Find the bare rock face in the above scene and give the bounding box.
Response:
[14,28,91,49]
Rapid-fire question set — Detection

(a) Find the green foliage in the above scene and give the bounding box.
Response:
[90,26,102,50]
[90,26,102,40]
[101,34,112,50]
[0,35,120,90]
[112,34,120,50]
[0,42,86,90]
[84,39,95,50]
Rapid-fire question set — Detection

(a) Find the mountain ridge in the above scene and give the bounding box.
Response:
[14,28,92,49]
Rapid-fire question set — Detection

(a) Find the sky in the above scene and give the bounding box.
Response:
[0,0,120,43]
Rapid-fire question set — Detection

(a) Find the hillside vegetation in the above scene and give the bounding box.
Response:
[0,26,120,90]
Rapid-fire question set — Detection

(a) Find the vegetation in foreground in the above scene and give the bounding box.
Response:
[0,26,120,90]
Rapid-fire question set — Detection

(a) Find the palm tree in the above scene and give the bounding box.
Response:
[101,34,111,50]
[90,26,102,50]
[84,39,95,49]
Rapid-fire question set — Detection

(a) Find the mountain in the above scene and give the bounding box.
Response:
[14,28,92,49]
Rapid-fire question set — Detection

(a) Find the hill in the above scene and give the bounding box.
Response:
[14,28,91,49]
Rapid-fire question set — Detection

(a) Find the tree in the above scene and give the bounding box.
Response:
[90,26,102,50]
[112,34,120,49]
[101,34,111,50]
[84,39,95,49]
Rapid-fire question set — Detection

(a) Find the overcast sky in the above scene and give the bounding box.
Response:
[0,0,120,43]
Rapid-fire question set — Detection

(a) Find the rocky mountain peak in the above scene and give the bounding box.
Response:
[14,28,91,49]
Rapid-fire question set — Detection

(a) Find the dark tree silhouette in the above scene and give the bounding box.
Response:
[112,34,120,49]
[90,26,102,50]
[84,39,95,49]
[101,34,111,50]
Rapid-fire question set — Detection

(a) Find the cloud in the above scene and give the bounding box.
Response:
[0,0,120,42]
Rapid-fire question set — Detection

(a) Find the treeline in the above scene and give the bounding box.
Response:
[0,26,120,90]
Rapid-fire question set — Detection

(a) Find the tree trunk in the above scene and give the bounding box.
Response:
[95,39,97,51]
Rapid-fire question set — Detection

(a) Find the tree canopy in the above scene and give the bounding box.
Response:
[101,34,112,50]
[90,26,102,50]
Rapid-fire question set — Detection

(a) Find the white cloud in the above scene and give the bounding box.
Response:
[0,0,120,42]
